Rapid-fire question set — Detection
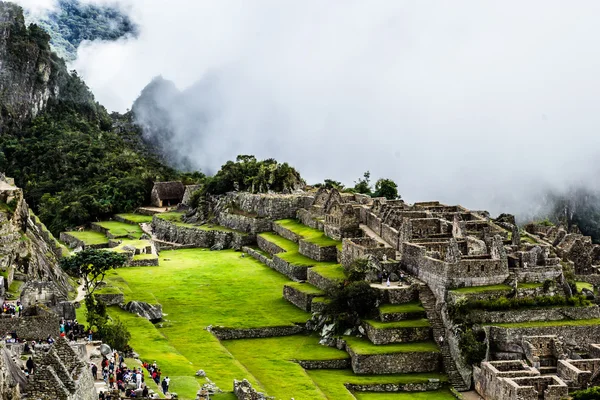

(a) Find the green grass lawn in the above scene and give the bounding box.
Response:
[450,284,512,294]
[286,282,325,296]
[133,254,158,261]
[94,221,144,239]
[307,370,448,400]
[345,337,439,355]
[379,302,425,315]
[275,219,341,248]
[66,230,109,246]
[259,232,299,252]
[365,318,430,329]
[113,239,152,251]
[104,249,311,399]
[116,213,154,224]
[96,286,123,295]
[310,264,347,282]
[353,389,455,400]
[223,335,350,400]
[491,318,600,328]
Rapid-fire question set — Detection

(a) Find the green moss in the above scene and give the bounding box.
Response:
[379,302,425,315]
[577,281,594,292]
[7,280,24,296]
[345,336,439,355]
[365,318,430,329]
[451,284,512,294]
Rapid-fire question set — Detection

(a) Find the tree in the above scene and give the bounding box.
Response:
[60,249,127,295]
[353,171,372,195]
[323,179,344,190]
[374,178,400,200]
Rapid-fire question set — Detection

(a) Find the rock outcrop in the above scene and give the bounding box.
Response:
[123,301,163,321]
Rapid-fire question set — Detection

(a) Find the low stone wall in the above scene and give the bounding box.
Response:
[283,285,323,312]
[311,299,328,313]
[467,305,600,325]
[307,268,340,291]
[346,346,441,374]
[363,322,431,345]
[297,209,321,229]
[296,359,350,369]
[218,213,272,235]
[257,235,286,256]
[489,324,600,353]
[128,257,159,267]
[516,265,562,283]
[272,255,310,281]
[377,285,420,305]
[446,288,513,305]
[95,293,124,306]
[59,232,108,250]
[345,380,443,392]
[380,309,427,322]
[299,240,337,262]
[0,315,60,340]
[152,217,252,250]
[242,246,274,269]
[210,325,304,340]
[233,379,275,400]
[273,222,302,243]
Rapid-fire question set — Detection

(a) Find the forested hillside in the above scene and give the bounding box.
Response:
[24,0,137,61]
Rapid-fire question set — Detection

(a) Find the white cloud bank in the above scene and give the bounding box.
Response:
[14,0,600,216]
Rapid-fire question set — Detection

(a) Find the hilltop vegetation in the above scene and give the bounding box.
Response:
[24,0,137,61]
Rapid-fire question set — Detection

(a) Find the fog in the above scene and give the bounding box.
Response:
[15,0,600,217]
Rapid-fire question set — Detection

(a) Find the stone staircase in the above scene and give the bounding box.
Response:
[419,285,470,391]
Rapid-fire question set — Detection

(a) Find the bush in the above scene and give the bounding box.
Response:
[459,328,486,366]
[98,317,131,352]
[542,279,554,293]
[346,258,369,282]
[572,386,600,400]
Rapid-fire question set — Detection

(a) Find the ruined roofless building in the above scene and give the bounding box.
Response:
[150,181,185,207]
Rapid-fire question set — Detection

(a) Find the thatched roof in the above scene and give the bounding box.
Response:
[153,181,185,200]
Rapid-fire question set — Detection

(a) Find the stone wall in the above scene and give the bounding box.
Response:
[128,257,159,267]
[299,240,337,262]
[210,325,304,340]
[272,255,310,281]
[217,213,272,235]
[0,315,59,340]
[283,284,323,312]
[95,293,124,306]
[345,380,442,393]
[346,345,441,374]
[296,359,350,369]
[242,247,274,269]
[466,305,600,325]
[233,379,274,400]
[223,192,312,220]
[152,217,252,250]
[272,222,302,243]
[297,209,321,230]
[59,232,107,250]
[363,322,431,345]
[307,268,340,291]
[256,235,286,256]
[341,238,396,269]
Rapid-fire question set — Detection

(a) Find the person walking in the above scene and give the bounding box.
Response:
[91,363,98,380]
[26,357,35,374]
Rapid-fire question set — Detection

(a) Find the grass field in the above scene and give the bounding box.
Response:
[94,221,144,239]
[345,337,439,355]
[353,389,455,400]
[104,249,311,398]
[116,213,154,224]
[285,282,325,295]
[379,302,425,314]
[450,284,512,294]
[66,230,109,246]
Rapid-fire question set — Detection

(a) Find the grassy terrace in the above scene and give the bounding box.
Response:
[275,219,341,247]
[354,390,455,400]
[223,335,350,399]
[345,336,439,355]
[310,264,346,282]
[307,370,448,400]
[133,254,158,261]
[113,239,151,251]
[365,318,430,329]
[286,282,325,295]
[103,249,311,398]
[258,232,298,252]
[450,284,512,294]
[156,212,242,233]
[94,221,144,239]
[379,302,425,315]
[96,286,123,295]
[490,318,600,329]
[116,213,154,224]
[66,230,109,246]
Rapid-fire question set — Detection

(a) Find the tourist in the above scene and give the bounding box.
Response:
[386,277,390,287]
[439,335,444,346]
[109,371,115,388]
[142,385,149,398]
[161,376,169,394]
[99,391,105,400]
[136,369,142,389]
[88,329,93,342]
[91,363,98,380]
[26,356,35,374]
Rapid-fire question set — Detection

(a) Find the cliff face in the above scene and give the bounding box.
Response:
[0,174,71,295]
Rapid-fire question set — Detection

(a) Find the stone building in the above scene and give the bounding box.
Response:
[150,181,185,207]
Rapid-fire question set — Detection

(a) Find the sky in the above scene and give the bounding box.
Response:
[14,0,600,216]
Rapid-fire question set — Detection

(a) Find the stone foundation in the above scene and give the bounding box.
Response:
[0,315,60,340]
[346,346,441,374]
[363,322,432,345]
[272,255,311,281]
[296,359,350,369]
[257,235,287,256]
[307,268,341,291]
[152,217,252,249]
[299,240,337,262]
[283,284,323,312]
[210,325,304,340]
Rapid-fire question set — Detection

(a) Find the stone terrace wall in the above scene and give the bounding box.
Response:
[466,306,600,325]
[217,213,272,235]
[153,217,252,250]
[272,255,310,280]
[224,192,313,220]
[363,322,431,345]
[256,235,286,256]
[283,284,323,312]
[242,246,274,269]
[272,222,302,243]
[210,325,304,340]
[59,233,107,250]
[297,209,322,230]
[346,346,441,374]
[299,240,337,262]
[0,315,59,340]
[489,324,600,352]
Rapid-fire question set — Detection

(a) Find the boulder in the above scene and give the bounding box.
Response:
[195,369,206,377]
[389,273,399,282]
[100,343,112,356]
[123,301,163,321]
[582,288,595,300]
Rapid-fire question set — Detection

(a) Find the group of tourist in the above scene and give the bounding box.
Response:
[0,300,21,316]
[94,351,171,398]
[59,318,84,340]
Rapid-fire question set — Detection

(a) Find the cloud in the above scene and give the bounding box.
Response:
[16,0,600,216]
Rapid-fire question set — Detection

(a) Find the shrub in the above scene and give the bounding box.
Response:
[346,258,369,282]
[542,279,554,293]
[98,317,131,352]
[452,295,590,314]
[459,328,486,366]
[572,386,600,400]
